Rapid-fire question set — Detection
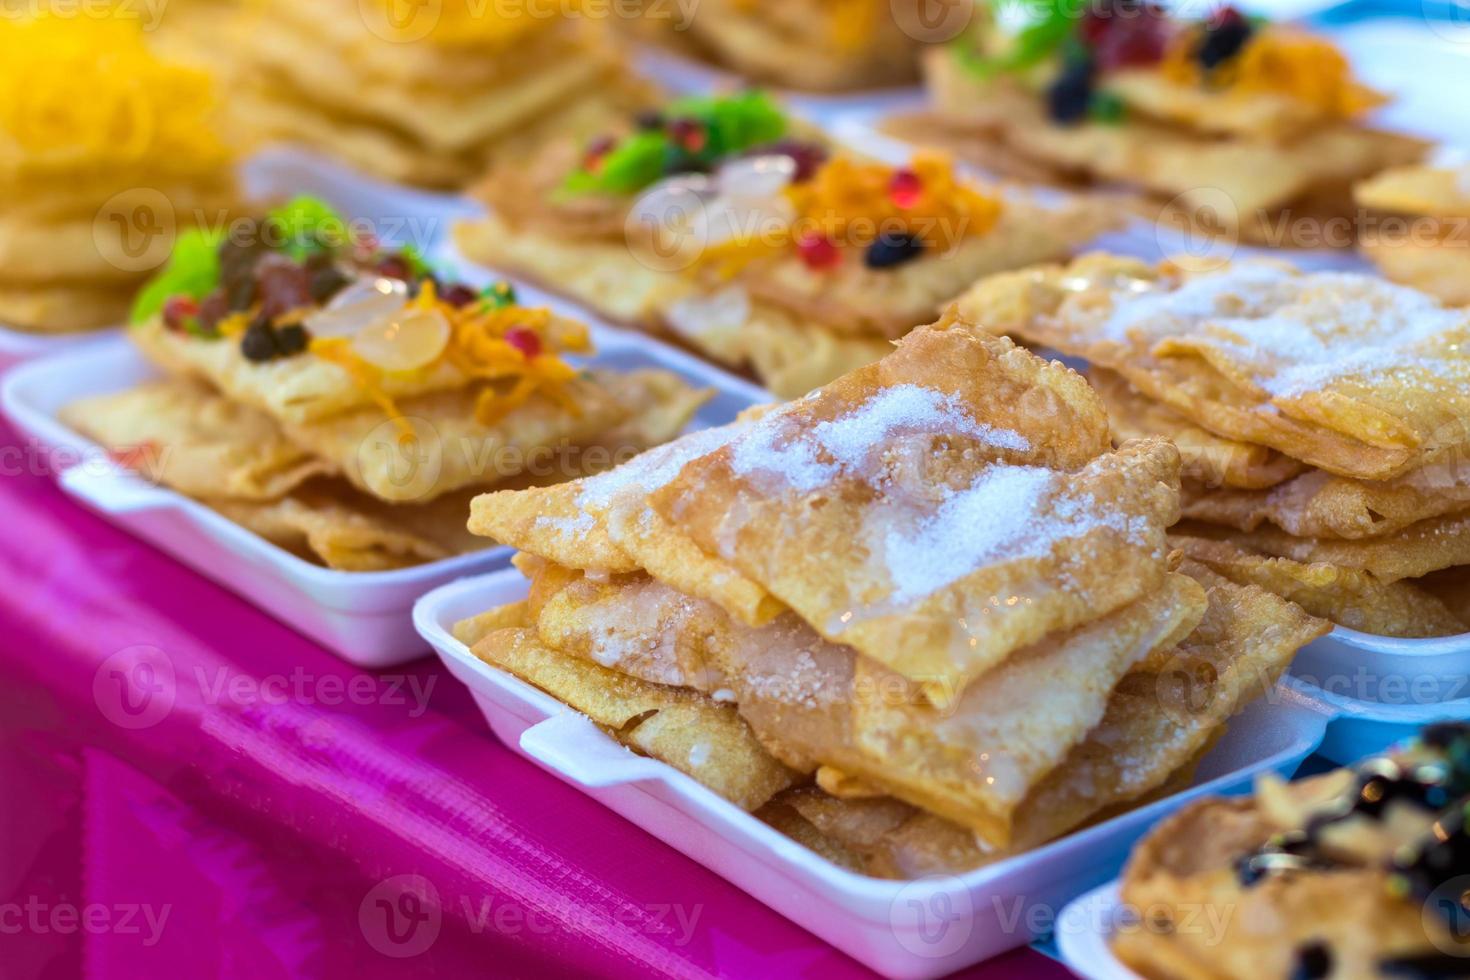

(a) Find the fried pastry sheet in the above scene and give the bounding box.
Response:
[652,321,1179,699]
[923,51,1421,221]
[0,280,134,333]
[1091,369,1305,489]
[284,368,700,503]
[956,253,1470,481]
[452,600,529,647]
[1359,236,1470,307]
[1002,561,1328,850]
[1181,464,1470,540]
[215,481,487,571]
[472,627,800,810]
[1177,513,1470,584]
[468,417,785,625]
[1172,534,1464,637]
[1116,781,1459,979]
[643,0,921,92]
[61,378,333,500]
[1355,162,1470,219]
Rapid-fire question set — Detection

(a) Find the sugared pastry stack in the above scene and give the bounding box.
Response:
[1116,722,1470,978]
[224,0,653,188]
[63,198,707,571]
[912,1,1424,244]
[624,0,928,91]
[456,90,1116,398]
[0,13,237,332]
[452,309,1326,875]
[956,252,1470,638]
[1355,163,1470,305]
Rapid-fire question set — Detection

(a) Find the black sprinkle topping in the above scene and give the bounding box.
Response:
[1046,58,1096,125]
[864,232,926,270]
[275,323,309,356]
[1291,941,1332,980]
[1198,15,1254,71]
[240,317,279,362]
[1379,952,1470,979]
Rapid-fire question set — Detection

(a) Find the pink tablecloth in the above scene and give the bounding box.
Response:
[0,419,1066,980]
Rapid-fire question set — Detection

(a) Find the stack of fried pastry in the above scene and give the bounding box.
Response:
[458,89,1115,399]
[63,198,706,571]
[453,309,1326,876]
[956,252,1470,639]
[222,0,652,188]
[1116,722,1470,978]
[0,13,237,332]
[1355,162,1470,305]
[911,1,1424,245]
[623,0,929,91]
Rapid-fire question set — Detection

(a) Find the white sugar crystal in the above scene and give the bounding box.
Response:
[730,384,1029,491]
[882,466,1127,604]
[533,511,593,538]
[577,422,744,512]
[812,384,1030,469]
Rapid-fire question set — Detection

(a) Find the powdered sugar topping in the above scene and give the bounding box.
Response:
[880,465,1133,604]
[729,384,1030,491]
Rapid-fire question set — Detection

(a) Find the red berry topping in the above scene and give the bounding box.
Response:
[584,135,616,172]
[504,326,543,359]
[796,231,841,271]
[889,168,924,209]
[375,255,412,282]
[162,296,199,332]
[744,140,828,183]
[669,118,707,153]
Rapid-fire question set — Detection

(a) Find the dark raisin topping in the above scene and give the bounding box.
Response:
[441,284,479,309]
[240,316,279,363]
[255,255,313,321]
[1047,58,1096,125]
[275,323,309,356]
[306,260,352,305]
[1198,7,1254,71]
[634,109,665,132]
[1291,941,1333,980]
[864,232,926,270]
[226,275,258,314]
[1392,804,1470,923]
[375,254,413,282]
[196,289,229,334]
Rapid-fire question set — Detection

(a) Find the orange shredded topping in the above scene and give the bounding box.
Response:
[1161,27,1384,119]
[0,13,227,175]
[785,152,1002,251]
[307,281,592,435]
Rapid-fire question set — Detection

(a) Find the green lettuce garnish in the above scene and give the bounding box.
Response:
[561,90,789,197]
[129,226,223,324]
[953,0,1081,79]
[266,195,350,260]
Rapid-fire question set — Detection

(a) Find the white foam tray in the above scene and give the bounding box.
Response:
[1055,882,1144,980]
[0,146,478,361]
[415,568,1388,979]
[0,307,766,667]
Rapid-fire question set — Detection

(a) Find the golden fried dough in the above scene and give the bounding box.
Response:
[473,627,800,810]
[60,378,332,500]
[654,323,1178,700]
[1092,369,1306,489]
[1172,535,1464,638]
[956,254,1470,481]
